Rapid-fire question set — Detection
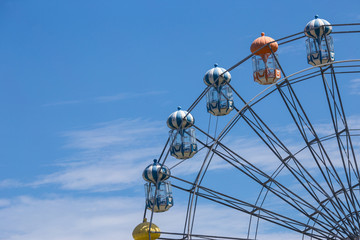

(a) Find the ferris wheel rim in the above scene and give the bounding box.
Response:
[142,22,360,240]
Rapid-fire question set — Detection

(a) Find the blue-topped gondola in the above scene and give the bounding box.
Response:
[203,64,234,116]
[143,159,173,213]
[167,107,197,159]
[304,15,334,66]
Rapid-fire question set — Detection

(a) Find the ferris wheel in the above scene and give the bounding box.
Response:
[132,16,360,240]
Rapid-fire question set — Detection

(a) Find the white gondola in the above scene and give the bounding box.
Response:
[204,64,234,116]
[143,159,173,213]
[167,107,197,159]
[304,15,334,66]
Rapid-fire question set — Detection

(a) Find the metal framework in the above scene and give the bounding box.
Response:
[144,23,360,240]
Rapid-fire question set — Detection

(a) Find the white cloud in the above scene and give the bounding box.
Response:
[61,118,165,150]
[31,119,167,191]
[3,114,359,240]
[0,199,11,207]
[30,113,360,200]
[349,78,360,95]
[96,91,167,103]
[0,179,23,188]
[32,160,143,191]
[0,196,143,240]
[0,195,304,240]
[276,42,304,56]
[42,100,83,107]
[43,91,167,107]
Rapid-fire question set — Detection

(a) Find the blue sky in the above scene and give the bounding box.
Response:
[1,0,360,239]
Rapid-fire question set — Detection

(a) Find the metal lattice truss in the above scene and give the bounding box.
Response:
[145,23,360,240]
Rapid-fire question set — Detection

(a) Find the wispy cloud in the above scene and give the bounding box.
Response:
[14,113,360,194]
[4,114,359,239]
[0,196,144,240]
[32,148,159,191]
[42,100,83,107]
[0,199,11,207]
[0,195,302,240]
[96,91,167,103]
[349,78,360,95]
[31,118,167,191]
[61,118,164,150]
[0,179,23,188]
[43,91,167,107]
[276,42,304,55]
